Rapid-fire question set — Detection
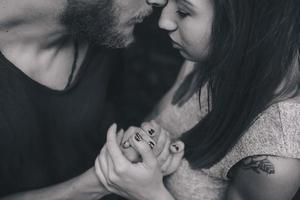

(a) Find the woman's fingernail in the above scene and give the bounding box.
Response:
[122,141,130,148]
[134,132,143,142]
[148,129,155,136]
[171,144,180,152]
[148,141,155,149]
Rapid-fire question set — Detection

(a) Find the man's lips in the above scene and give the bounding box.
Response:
[128,9,153,25]
[133,17,145,23]
[128,16,145,25]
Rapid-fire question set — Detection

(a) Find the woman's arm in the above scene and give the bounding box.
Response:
[226,155,300,200]
[146,60,196,122]
[1,168,110,200]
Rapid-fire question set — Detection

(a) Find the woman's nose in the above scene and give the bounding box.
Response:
[158,4,177,32]
[146,0,167,7]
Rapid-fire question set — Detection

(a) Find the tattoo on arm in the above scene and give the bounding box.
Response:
[241,156,275,175]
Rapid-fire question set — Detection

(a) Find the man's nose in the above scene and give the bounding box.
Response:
[146,0,167,7]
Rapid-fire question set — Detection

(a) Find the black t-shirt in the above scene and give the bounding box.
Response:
[0,45,123,196]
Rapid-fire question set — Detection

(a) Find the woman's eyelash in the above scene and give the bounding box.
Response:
[176,10,189,18]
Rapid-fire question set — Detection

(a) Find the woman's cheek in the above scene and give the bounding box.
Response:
[189,34,211,61]
[180,37,201,61]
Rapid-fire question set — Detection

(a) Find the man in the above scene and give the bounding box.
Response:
[0,0,166,199]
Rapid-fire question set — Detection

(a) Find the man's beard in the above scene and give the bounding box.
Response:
[61,0,130,48]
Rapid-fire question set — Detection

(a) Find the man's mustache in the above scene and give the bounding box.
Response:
[128,8,153,24]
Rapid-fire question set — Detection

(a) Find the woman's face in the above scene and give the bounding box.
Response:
[159,0,214,61]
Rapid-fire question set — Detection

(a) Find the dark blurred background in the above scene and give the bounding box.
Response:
[110,8,183,129]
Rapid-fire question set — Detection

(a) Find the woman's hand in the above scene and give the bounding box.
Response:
[121,121,184,175]
[94,124,176,200]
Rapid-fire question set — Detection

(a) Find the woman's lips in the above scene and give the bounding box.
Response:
[172,42,181,49]
[170,38,188,57]
[171,40,182,49]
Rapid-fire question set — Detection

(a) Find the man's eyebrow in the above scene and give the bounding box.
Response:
[176,0,194,7]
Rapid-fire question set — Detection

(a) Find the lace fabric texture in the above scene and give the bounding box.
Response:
[156,89,300,199]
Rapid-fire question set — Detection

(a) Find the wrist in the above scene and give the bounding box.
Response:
[69,168,110,200]
[90,167,111,198]
[150,185,174,200]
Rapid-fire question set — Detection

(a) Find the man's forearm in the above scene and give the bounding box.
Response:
[1,168,110,200]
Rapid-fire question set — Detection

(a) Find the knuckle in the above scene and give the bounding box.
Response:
[141,122,149,129]
[127,127,136,133]
[150,120,158,126]
[140,142,150,152]
[156,124,162,133]
[125,127,138,138]
[115,164,126,174]
[139,130,148,138]
[108,173,119,183]
[158,156,168,164]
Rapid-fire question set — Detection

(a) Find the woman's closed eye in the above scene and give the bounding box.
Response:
[176,10,190,18]
[175,0,193,18]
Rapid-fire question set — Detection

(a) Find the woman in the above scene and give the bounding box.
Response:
[96,0,300,199]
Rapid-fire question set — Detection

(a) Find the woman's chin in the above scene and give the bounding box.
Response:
[178,50,194,61]
[178,50,207,62]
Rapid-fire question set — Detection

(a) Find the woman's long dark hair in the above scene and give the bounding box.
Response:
[178,0,300,169]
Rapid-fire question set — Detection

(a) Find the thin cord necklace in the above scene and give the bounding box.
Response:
[65,40,79,89]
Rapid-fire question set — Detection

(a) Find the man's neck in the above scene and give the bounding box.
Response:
[0,0,89,90]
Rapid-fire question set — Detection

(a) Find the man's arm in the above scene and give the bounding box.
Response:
[226,155,300,200]
[1,168,109,200]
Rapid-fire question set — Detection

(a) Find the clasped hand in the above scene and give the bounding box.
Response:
[94,121,184,200]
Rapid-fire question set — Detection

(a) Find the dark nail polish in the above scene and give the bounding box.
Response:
[172,144,179,152]
[148,129,155,136]
[148,141,155,149]
[135,132,142,142]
